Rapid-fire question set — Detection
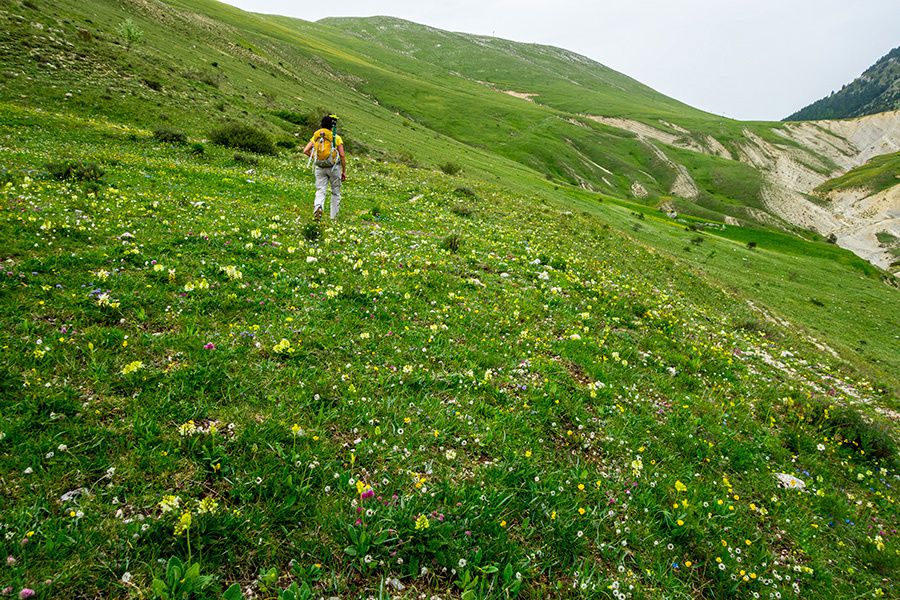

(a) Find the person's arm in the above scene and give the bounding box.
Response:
[303,140,314,156]
[338,144,346,180]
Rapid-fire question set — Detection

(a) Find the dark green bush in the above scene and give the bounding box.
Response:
[190,142,205,156]
[46,160,104,182]
[302,222,321,242]
[454,186,477,199]
[450,203,473,217]
[142,78,163,92]
[210,123,276,155]
[439,162,462,176]
[275,139,296,150]
[184,69,220,88]
[273,110,320,130]
[153,127,187,144]
[442,234,461,253]
[809,402,896,465]
[233,152,258,166]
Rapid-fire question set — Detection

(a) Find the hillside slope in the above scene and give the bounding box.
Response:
[786,46,900,121]
[0,1,898,598]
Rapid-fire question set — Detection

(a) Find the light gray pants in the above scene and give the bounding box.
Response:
[314,164,342,219]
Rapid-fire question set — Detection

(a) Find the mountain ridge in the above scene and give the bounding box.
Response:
[786,46,900,121]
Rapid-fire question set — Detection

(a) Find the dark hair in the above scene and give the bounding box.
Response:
[320,115,337,130]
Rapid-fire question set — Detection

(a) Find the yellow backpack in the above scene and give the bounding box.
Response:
[311,128,337,168]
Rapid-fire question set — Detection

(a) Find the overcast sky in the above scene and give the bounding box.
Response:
[221,0,899,121]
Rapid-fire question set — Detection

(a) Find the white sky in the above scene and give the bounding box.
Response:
[221,0,899,121]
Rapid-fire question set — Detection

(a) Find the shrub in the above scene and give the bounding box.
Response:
[184,70,220,88]
[233,152,258,166]
[46,160,104,182]
[442,234,461,253]
[809,297,825,307]
[273,110,321,131]
[210,123,276,155]
[116,18,143,51]
[690,235,704,245]
[826,233,837,244]
[275,139,296,150]
[454,186,477,199]
[189,142,205,156]
[439,162,462,176]
[302,222,321,242]
[395,151,418,168]
[142,78,163,91]
[0,168,13,186]
[746,241,757,249]
[809,402,897,465]
[153,127,187,144]
[450,203,473,217]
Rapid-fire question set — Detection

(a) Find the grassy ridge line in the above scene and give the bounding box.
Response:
[1,104,897,598]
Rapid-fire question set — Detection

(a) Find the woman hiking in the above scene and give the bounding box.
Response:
[303,114,346,221]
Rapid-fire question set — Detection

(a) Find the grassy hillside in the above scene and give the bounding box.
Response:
[815,151,900,195]
[0,1,898,598]
[786,46,900,121]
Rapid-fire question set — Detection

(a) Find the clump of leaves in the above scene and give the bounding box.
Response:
[46,160,104,182]
[450,203,473,217]
[210,122,276,155]
[153,127,188,144]
[747,240,757,249]
[302,222,321,242]
[454,186,477,199]
[439,162,462,176]
[442,233,461,253]
[190,142,205,156]
[233,152,258,166]
[116,18,143,51]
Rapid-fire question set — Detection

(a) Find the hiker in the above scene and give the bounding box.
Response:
[303,114,346,221]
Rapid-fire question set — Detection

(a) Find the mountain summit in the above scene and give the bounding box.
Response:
[785,46,900,120]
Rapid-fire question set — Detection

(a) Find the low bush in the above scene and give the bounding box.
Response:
[233,152,258,166]
[302,222,321,242]
[153,127,188,144]
[46,160,104,182]
[450,203,473,217]
[454,186,477,199]
[808,402,897,465]
[442,234,461,253]
[210,123,276,155]
[189,142,205,156]
[439,162,462,176]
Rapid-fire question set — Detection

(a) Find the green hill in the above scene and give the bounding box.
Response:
[0,1,898,598]
[786,46,900,120]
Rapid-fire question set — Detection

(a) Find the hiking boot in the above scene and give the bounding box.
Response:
[314,207,323,222]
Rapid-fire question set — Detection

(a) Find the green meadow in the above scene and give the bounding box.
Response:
[0,1,897,598]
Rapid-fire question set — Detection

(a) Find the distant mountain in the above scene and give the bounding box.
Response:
[785,46,900,121]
